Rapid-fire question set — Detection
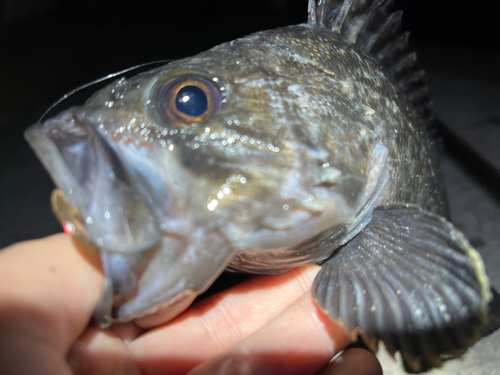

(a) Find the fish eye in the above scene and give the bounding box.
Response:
[156,74,222,125]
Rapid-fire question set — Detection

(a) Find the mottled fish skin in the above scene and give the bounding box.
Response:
[205,24,448,214]
[100,25,446,214]
[88,25,447,270]
[25,2,490,369]
[28,23,445,311]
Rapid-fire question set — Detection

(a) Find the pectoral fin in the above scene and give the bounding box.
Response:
[312,205,491,373]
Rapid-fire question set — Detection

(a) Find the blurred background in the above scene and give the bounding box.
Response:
[0,1,499,373]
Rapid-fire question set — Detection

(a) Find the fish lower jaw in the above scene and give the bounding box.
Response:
[112,289,197,329]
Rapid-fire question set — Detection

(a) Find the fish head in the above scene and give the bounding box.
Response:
[25,25,389,325]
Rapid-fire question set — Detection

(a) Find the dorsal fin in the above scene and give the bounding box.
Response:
[308,0,433,124]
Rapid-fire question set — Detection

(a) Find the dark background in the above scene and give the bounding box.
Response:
[1,0,499,248]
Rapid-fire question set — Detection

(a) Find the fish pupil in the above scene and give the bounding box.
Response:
[176,86,208,117]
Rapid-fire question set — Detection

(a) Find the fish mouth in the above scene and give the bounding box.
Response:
[25,108,162,253]
[25,108,234,325]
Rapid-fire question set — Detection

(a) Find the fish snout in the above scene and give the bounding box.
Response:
[26,109,235,326]
[25,108,162,253]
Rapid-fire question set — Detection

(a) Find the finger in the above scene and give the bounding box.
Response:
[187,290,351,375]
[109,322,146,346]
[316,348,382,375]
[66,325,142,375]
[130,265,321,375]
[0,234,105,373]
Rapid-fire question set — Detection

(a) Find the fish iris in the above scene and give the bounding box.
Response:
[176,86,208,117]
[155,73,223,125]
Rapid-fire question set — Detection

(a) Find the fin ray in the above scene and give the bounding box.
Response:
[359,9,402,53]
[308,0,434,125]
[312,205,491,372]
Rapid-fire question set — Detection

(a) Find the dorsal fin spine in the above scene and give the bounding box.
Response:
[375,31,409,65]
[391,52,417,79]
[308,0,318,25]
[362,10,403,54]
[308,0,434,125]
[342,0,389,43]
[397,69,425,92]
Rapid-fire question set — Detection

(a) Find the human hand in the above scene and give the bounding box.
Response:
[0,234,382,375]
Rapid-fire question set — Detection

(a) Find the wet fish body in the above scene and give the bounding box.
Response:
[25,0,491,372]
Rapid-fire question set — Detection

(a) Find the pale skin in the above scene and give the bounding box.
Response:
[0,234,382,375]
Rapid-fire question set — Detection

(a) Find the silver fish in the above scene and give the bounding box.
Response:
[25,0,491,372]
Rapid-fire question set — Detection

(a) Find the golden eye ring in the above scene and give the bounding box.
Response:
[156,74,222,126]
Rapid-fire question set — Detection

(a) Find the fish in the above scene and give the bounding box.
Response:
[25,0,492,372]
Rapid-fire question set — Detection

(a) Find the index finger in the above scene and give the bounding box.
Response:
[187,290,351,375]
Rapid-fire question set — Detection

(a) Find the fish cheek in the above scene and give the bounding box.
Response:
[179,145,206,172]
[292,123,318,150]
[177,143,236,189]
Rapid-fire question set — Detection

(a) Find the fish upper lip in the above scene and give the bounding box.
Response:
[25,108,163,254]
